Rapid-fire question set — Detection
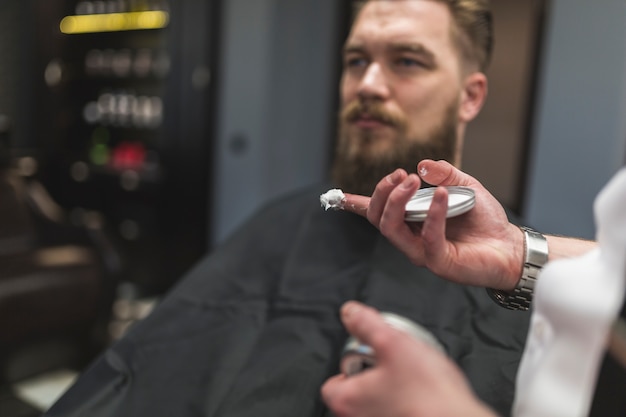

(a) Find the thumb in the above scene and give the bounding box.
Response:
[417,159,481,188]
[341,301,395,356]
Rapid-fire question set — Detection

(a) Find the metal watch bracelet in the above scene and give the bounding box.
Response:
[487,226,549,311]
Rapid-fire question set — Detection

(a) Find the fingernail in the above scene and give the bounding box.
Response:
[419,166,428,177]
[401,175,416,189]
[342,302,360,318]
[385,169,402,185]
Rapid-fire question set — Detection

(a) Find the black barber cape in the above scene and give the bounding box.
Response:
[46,185,530,417]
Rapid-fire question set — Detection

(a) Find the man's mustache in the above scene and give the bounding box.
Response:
[341,100,406,128]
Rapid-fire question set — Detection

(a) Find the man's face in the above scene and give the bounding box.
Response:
[332,0,467,195]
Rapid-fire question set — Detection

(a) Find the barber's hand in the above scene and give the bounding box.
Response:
[321,301,497,417]
[341,159,524,290]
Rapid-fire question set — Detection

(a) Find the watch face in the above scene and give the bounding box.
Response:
[405,186,475,222]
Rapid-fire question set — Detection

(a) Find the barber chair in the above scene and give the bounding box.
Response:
[0,117,119,386]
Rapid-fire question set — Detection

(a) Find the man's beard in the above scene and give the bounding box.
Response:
[331,100,459,196]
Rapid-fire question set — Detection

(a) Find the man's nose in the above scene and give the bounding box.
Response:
[357,63,389,101]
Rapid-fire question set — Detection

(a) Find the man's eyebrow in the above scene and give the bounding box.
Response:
[343,44,365,55]
[389,43,435,60]
[342,42,436,61]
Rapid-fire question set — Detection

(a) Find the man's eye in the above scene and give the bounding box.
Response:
[396,57,422,67]
[345,57,368,68]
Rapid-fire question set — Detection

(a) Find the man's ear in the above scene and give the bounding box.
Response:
[459,72,487,122]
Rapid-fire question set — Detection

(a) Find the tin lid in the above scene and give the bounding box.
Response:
[339,312,446,375]
[341,312,445,358]
[405,186,475,222]
[380,312,444,353]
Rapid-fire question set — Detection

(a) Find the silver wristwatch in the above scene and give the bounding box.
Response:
[487,226,549,311]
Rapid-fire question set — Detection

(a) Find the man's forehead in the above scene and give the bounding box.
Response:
[347,0,454,50]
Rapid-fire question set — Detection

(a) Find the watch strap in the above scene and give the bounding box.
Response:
[487,226,548,311]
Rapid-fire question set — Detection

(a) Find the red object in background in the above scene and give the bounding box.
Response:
[110,141,146,170]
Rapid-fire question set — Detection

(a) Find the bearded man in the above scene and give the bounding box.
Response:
[46,2,529,417]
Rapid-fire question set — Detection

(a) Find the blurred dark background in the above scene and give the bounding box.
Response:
[2,0,220,296]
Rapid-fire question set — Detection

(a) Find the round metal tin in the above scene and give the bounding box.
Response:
[340,312,444,376]
[405,186,475,222]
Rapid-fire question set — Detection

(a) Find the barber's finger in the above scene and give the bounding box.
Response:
[417,159,480,188]
[421,187,451,273]
[321,373,364,417]
[320,373,346,406]
[378,174,423,252]
[366,169,408,226]
[382,174,421,223]
[341,193,370,216]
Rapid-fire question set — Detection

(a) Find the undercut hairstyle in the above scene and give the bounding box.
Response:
[352,0,493,72]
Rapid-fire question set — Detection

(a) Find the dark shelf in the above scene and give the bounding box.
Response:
[27,0,220,295]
